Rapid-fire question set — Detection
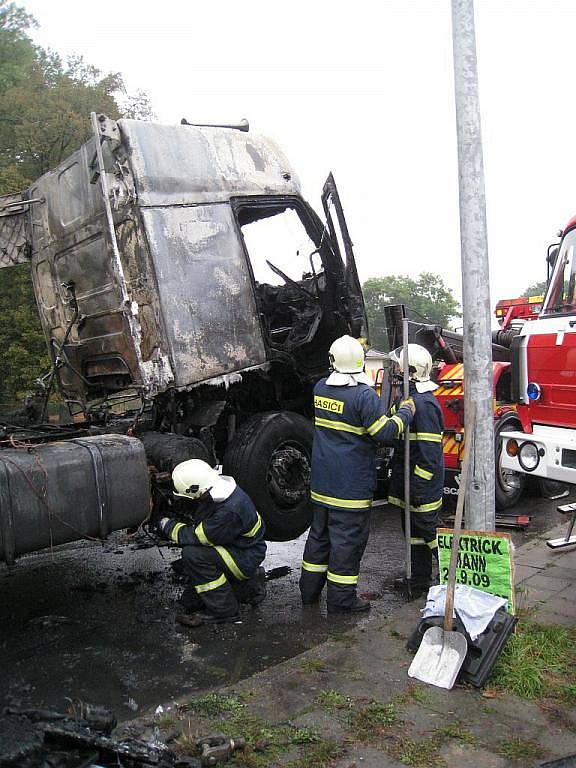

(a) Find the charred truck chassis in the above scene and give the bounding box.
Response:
[0,114,367,560]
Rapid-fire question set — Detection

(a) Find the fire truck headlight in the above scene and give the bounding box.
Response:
[527,382,541,401]
[505,439,519,457]
[518,442,540,472]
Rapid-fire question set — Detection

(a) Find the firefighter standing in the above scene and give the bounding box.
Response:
[299,335,415,614]
[387,344,444,595]
[156,459,266,626]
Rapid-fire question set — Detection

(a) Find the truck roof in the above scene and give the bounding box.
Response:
[120,118,301,206]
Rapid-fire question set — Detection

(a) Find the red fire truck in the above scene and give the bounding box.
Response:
[500,217,576,489]
[437,295,548,510]
[382,295,563,511]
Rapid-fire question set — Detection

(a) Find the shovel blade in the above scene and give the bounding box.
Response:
[408,626,468,689]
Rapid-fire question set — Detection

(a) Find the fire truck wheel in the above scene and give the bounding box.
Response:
[529,477,570,500]
[495,416,526,510]
[223,411,313,541]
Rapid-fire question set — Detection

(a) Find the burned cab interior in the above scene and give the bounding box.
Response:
[235,198,329,353]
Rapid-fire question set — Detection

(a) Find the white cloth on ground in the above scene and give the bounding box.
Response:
[421,584,508,641]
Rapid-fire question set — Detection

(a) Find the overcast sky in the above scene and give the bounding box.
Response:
[19,0,576,314]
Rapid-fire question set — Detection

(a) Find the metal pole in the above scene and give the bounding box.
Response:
[451,0,495,531]
[403,317,412,580]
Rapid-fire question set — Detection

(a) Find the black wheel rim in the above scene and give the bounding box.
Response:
[266,440,311,510]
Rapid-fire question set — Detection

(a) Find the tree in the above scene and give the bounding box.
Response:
[0,1,154,407]
[0,0,37,91]
[362,272,461,351]
[521,280,547,298]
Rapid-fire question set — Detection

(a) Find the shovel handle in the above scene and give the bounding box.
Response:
[403,317,411,582]
[444,403,476,633]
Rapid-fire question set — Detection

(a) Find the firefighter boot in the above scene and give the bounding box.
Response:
[327,597,371,615]
[247,566,267,606]
[179,584,203,612]
[176,611,241,627]
[394,542,434,598]
[232,567,267,606]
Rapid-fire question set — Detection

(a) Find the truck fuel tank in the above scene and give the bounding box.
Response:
[0,435,149,565]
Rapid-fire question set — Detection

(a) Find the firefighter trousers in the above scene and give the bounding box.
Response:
[299,504,371,611]
[181,546,241,617]
[395,504,440,583]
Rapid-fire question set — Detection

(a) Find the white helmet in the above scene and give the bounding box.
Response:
[172,459,219,500]
[329,335,365,374]
[389,343,433,383]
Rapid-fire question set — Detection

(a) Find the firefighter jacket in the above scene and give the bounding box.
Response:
[161,484,266,580]
[310,378,414,511]
[387,384,445,513]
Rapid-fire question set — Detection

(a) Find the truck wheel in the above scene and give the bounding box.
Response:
[495,416,526,510]
[224,411,313,541]
[138,431,212,472]
[536,477,569,500]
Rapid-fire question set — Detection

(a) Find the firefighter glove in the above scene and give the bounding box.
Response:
[399,397,416,416]
[156,517,171,537]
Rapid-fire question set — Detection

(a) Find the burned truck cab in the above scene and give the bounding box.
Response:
[2,114,366,543]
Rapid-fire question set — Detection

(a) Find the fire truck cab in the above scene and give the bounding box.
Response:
[501,218,576,483]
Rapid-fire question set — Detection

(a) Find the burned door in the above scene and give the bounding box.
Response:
[0,193,32,268]
[322,173,367,339]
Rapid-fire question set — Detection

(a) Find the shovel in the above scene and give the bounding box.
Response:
[402,316,412,595]
[407,403,476,689]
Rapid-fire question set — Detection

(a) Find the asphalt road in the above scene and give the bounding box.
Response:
[0,494,566,721]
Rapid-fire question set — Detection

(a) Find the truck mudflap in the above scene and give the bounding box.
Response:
[0,435,149,565]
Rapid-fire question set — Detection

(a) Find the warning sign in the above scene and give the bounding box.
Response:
[437,528,515,614]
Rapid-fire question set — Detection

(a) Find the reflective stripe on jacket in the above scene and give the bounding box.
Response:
[311,377,413,511]
[162,486,266,578]
[387,386,444,512]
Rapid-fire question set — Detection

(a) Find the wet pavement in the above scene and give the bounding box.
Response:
[0,494,568,721]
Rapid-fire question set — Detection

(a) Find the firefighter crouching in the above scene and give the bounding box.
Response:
[156,459,267,626]
[300,335,415,614]
[388,343,444,596]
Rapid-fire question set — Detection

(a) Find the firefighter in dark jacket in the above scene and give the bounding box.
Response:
[299,335,415,614]
[157,459,267,626]
[388,343,444,594]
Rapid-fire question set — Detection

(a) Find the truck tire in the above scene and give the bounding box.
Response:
[138,432,212,473]
[537,478,569,499]
[223,411,313,541]
[495,415,526,510]
[524,476,570,501]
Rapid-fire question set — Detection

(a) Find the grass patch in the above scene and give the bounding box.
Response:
[289,726,320,745]
[175,730,196,753]
[394,683,431,706]
[283,740,344,768]
[178,696,328,767]
[328,632,359,646]
[433,721,477,746]
[348,701,398,742]
[489,620,576,701]
[155,712,178,729]
[390,738,442,767]
[344,670,364,681]
[300,658,328,674]
[499,736,542,761]
[185,692,245,716]
[315,689,350,712]
[386,720,478,766]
